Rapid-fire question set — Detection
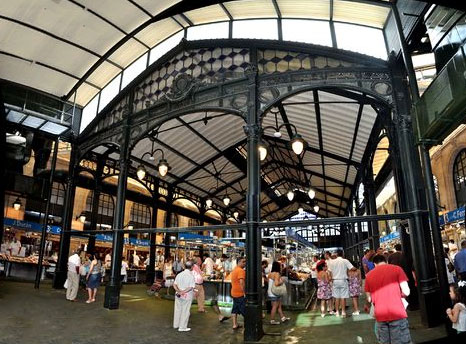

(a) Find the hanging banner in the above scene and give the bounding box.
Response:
[444,206,465,224]
[380,231,400,244]
[3,218,61,235]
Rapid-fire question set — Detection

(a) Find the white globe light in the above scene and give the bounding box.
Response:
[233,211,239,219]
[273,131,282,138]
[287,190,294,201]
[291,140,304,155]
[313,205,319,213]
[258,145,267,161]
[136,165,146,180]
[298,207,304,214]
[223,195,231,206]
[79,214,86,223]
[158,159,169,177]
[206,199,213,208]
[308,188,315,199]
[13,198,21,211]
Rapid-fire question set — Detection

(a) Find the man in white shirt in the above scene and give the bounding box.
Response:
[173,260,196,332]
[329,249,356,317]
[66,249,81,301]
[203,253,215,275]
[133,252,140,268]
[121,259,129,284]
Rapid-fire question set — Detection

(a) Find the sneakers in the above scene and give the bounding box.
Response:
[335,311,340,317]
[352,311,360,316]
[178,328,191,332]
[321,314,325,318]
[281,317,290,323]
[270,320,281,325]
[328,310,335,315]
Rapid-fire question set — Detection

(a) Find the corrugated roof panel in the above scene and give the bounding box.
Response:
[224,0,277,19]
[86,61,121,88]
[135,18,182,47]
[184,113,246,152]
[0,54,76,98]
[184,4,230,25]
[108,38,147,67]
[333,0,390,29]
[352,105,378,161]
[319,101,360,159]
[347,165,358,185]
[277,0,330,20]
[0,19,99,78]
[302,152,324,175]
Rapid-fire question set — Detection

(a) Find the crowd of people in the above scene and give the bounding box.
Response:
[62,240,466,340]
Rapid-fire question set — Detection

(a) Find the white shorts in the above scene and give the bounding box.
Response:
[332,279,349,299]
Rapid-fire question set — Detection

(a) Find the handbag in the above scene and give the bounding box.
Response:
[447,261,455,273]
[271,278,287,297]
[64,279,69,289]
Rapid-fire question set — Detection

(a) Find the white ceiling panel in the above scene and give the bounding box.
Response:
[185,5,229,25]
[0,0,124,55]
[77,0,151,33]
[108,38,147,67]
[0,54,76,98]
[134,0,182,16]
[85,61,121,89]
[0,19,98,78]
[135,18,182,47]
[74,83,100,107]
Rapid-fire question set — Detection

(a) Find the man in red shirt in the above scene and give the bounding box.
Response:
[230,257,246,330]
[365,254,411,344]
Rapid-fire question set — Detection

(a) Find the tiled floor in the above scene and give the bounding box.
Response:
[0,280,449,344]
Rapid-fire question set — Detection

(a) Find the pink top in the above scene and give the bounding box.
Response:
[192,264,203,284]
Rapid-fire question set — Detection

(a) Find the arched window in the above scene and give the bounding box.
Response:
[453,149,466,207]
[130,203,151,228]
[50,182,65,205]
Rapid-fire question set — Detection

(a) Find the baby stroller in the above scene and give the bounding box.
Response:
[147,277,164,297]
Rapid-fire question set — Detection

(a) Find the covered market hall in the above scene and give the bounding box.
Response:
[1,0,466,343]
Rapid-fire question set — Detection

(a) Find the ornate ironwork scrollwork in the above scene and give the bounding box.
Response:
[165,74,200,103]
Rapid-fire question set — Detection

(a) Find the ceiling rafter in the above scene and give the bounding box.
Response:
[313,89,328,217]
[339,102,364,211]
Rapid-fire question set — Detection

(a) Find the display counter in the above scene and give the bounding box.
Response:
[0,254,50,281]
[281,276,314,310]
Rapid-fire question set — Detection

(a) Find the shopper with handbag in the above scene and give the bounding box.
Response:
[267,261,290,325]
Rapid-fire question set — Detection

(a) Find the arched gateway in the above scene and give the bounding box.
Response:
[53,39,442,341]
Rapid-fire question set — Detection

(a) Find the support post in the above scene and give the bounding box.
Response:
[53,144,77,289]
[365,169,379,250]
[164,187,173,259]
[391,65,441,326]
[87,159,104,253]
[35,137,59,288]
[104,123,130,310]
[391,2,443,327]
[146,185,159,285]
[243,62,263,342]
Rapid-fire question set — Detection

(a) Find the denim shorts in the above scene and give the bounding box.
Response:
[232,296,245,316]
[268,295,281,302]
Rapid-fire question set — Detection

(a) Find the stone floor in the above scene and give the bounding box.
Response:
[0,280,450,344]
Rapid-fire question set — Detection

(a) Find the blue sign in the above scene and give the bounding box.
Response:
[444,206,465,224]
[439,214,445,226]
[4,218,61,234]
[380,231,400,244]
[178,232,213,241]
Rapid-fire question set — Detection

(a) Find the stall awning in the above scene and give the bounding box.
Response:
[3,218,61,235]
[178,232,213,242]
[440,206,465,226]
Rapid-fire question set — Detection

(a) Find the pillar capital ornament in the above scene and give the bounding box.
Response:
[243,124,261,138]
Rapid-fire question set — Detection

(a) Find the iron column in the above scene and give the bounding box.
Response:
[243,62,264,342]
[53,144,77,289]
[35,136,59,288]
[104,121,130,310]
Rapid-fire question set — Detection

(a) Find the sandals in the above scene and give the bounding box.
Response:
[219,316,230,323]
[233,324,242,330]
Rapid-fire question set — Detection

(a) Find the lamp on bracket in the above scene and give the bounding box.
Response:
[259,111,308,160]
[137,140,170,180]
[12,197,22,211]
